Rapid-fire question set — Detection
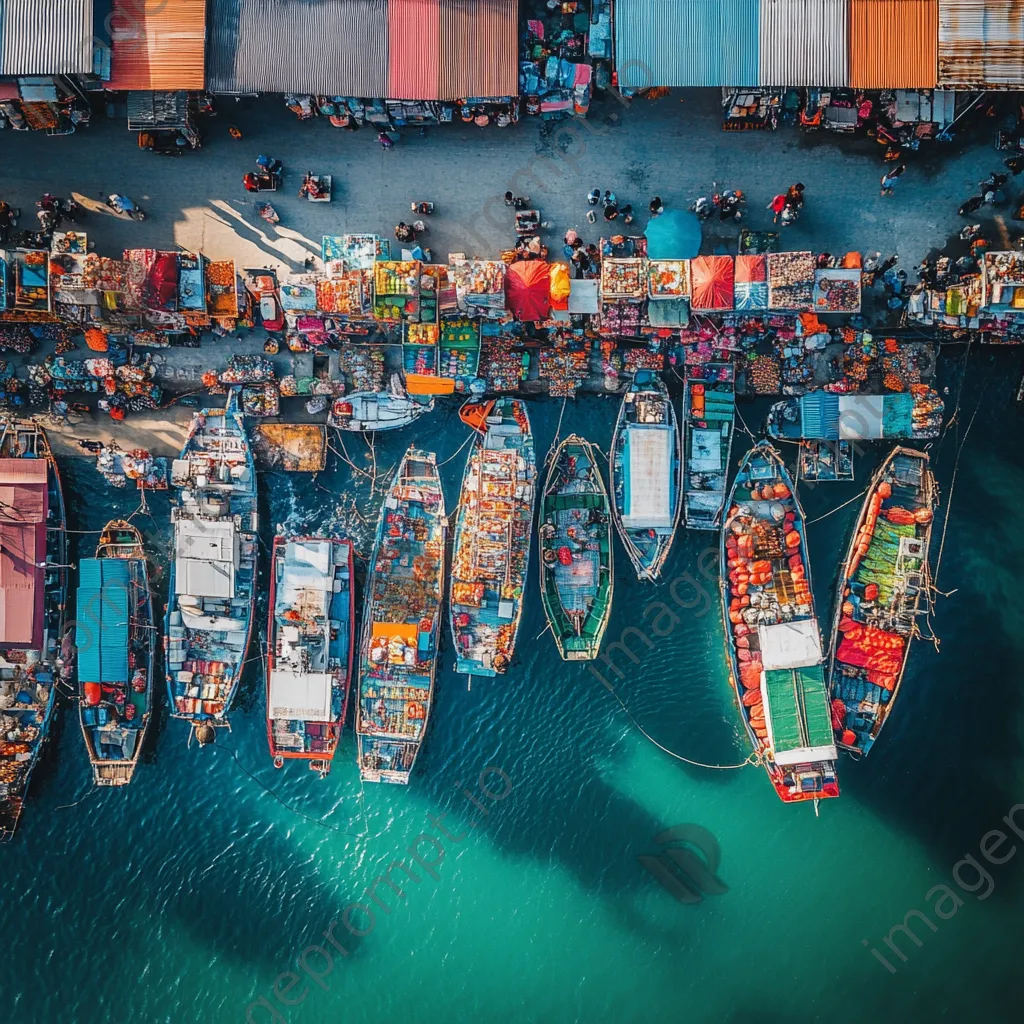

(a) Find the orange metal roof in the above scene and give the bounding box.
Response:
[106,0,207,91]
[849,0,937,89]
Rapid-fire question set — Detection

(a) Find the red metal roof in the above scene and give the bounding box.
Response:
[0,458,48,649]
[388,0,441,100]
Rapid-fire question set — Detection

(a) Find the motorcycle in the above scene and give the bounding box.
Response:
[959,191,1005,216]
[411,201,435,215]
[717,189,746,222]
[106,195,146,220]
[256,202,280,225]
[690,195,714,221]
[37,208,59,233]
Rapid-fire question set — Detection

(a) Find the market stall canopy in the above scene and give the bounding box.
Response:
[0,0,94,75]
[207,0,516,100]
[126,91,190,131]
[106,0,207,90]
[690,256,734,311]
[505,260,551,321]
[644,209,701,260]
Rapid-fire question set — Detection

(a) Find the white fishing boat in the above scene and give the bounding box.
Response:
[329,374,433,432]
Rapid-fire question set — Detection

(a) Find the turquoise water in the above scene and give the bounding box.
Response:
[4,346,1023,1023]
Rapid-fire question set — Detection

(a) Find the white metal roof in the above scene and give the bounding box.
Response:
[174,519,239,599]
[757,619,822,671]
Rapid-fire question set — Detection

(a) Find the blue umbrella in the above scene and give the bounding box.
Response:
[645,209,702,260]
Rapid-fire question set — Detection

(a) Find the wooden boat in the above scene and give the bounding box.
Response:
[450,398,536,678]
[266,537,354,774]
[539,435,613,661]
[827,447,936,757]
[165,389,257,741]
[76,521,155,786]
[0,418,68,840]
[356,448,446,783]
[683,362,735,529]
[720,441,840,804]
[767,389,944,441]
[329,375,433,432]
[610,371,682,580]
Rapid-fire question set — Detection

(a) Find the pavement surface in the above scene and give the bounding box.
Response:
[3,90,1019,271]
[1,89,1017,457]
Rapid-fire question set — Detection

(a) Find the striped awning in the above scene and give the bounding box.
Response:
[0,0,94,75]
[106,0,207,90]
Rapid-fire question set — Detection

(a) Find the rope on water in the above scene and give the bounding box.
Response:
[437,429,475,467]
[733,403,757,442]
[598,677,758,771]
[551,394,568,449]
[805,484,870,525]
[56,786,100,811]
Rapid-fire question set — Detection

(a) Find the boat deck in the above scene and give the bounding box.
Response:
[685,363,734,529]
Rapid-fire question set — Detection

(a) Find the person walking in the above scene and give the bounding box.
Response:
[784,183,805,210]
[620,203,634,225]
[649,196,664,216]
[880,164,906,197]
[0,200,12,244]
[587,188,601,205]
[603,203,619,222]
[602,189,617,208]
[768,193,787,224]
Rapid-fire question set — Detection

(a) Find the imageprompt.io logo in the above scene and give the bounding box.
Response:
[638,825,729,904]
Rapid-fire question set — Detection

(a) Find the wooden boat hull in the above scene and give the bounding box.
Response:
[450,399,536,677]
[827,447,936,757]
[610,371,682,581]
[79,521,155,787]
[329,392,433,432]
[164,390,257,734]
[266,536,354,772]
[0,419,67,840]
[539,435,614,661]
[356,449,446,783]
[720,441,840,805]
[683,363,735,530]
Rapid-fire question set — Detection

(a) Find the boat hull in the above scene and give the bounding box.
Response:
[356,449,446,783]
[610,372,682,581]
[449,399,536,677]
[539,435,614,661]
[329,392,432,432]
[683,363,735,530]
[827,447,936,757]
[720,441,839,805]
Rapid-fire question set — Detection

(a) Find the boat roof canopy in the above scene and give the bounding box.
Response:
[269,669,333,722]
[174,518,238,599]
[622,424,674,529]
[757,619,821,671]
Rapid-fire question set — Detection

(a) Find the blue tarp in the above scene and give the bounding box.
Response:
[76,559,130,684]
[614,0,759,88]
[645,210,702,260]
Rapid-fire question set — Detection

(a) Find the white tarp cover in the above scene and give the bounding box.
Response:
[269,669,333,722]
[837,395,884,439]
[174,518,238,599]
[622,425,673,529]
[773,743,839,766]
[689,427,722,472]
[757,619,821,670]
[568,279,600,314]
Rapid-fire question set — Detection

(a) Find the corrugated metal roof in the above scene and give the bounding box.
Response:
[0,0,94,75]
[758,0,848,87]
[850,0,937,88]
[106,0,207,91]
[76,559,130,684]
[388,0,440,99]
[208,0,388,95]
[438,0,517,100]
[938,0,1024,88]
[614,0,759,87]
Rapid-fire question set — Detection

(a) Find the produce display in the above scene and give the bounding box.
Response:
[767,252,815,310]
[813,268,861,312]
[601,258,645,300]
[647,260,689,299]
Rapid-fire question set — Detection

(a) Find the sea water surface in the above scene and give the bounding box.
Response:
[3,345,1023,1024]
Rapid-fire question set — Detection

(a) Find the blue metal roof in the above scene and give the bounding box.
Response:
[614,0,759,88]
[76,559,130,684]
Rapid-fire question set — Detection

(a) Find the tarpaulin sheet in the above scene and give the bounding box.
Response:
[690,256,734,311]
[505,260,552,321]
[621,425,674,529]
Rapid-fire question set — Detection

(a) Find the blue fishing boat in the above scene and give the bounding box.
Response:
[767,389,944,441]
[720,442,839,806]
[0,418,68,840]
[450,398,536,679]
[357,448,446,784]
[610,371,682,580]
[683,362,735,529]
[165,390,257,741]
[76,521,155,786]
[827,447,936,757]
[539,435,613,661]
[267,536,354,775]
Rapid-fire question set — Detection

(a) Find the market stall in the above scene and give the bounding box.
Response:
[374,260,421,322]
[690,256,734,312]
[647,260,690,300]
[601,258,646,302]
[178,253,206,313]
[478,321,526,391]
[767,252,815,311]
[735,255,767,310]
[403,322,439,376]
[452,259,506,318]
[438,318,481,389]
[10,250,51,314]
[207,260,238,322]
[813,267,861,312]
[505,260,552,321]
[981,252,1024,313]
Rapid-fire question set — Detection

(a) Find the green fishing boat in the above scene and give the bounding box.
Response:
[539,435,613,661]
